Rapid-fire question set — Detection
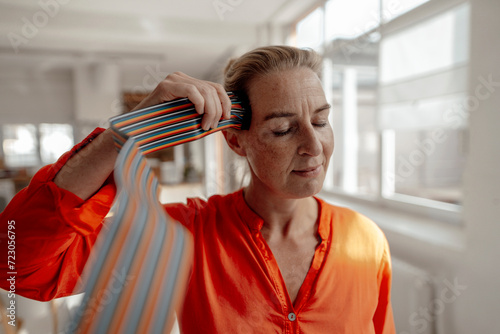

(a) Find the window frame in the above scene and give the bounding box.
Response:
[289,0,469,226]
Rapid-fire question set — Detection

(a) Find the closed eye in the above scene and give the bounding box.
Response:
[314,123,328,128]
[273,128,292,137]
[273,123,326,136]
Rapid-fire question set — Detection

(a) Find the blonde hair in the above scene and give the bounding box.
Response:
[223,45,322,94]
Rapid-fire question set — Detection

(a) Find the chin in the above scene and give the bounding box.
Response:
[283,181,324,199]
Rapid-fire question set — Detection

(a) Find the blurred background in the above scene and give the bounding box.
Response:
[0,0,499,333]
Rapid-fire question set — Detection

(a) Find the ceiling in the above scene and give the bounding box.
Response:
[0,0,317,79]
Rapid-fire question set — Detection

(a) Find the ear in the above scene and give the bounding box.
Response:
[222,129,247,157]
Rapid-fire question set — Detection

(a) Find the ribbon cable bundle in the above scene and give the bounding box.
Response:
[69,92,250,334]
[110,92,251,154]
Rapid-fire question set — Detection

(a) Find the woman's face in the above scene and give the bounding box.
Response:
[236,67,334,199]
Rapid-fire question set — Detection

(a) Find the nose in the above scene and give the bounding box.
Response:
[297,124,322,157]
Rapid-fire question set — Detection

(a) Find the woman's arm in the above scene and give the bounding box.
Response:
[54,128,118,201]
[0,128,115,301]
[0,72,231,300]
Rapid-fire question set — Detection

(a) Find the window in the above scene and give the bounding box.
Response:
[328,64,380,196]
[1,123,74,169]
[39,123,74,165]
[2,124,39,168]
[295,7,324,49]
[291,0,469,211]
[379,3,469,206]
[381,0,430,23]
[325,0,380,41]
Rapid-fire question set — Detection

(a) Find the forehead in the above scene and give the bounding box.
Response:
[246,68,326,115]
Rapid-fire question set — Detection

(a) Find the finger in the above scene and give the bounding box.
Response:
[209,88,223,129]
[199,85,220,130]
[165,74,217,122]
[131,72,227,131]
[181,84,206,116]
[156,79,207,117]
[211,83,232,120]
[162,75,219,130]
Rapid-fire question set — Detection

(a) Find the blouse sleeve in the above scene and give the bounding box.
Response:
[0,128,117,301]
[163,197,208,235]
[373,237,396,334]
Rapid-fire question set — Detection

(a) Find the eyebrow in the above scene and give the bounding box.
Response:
[263,104,331,121]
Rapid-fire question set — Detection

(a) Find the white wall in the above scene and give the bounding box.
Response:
[456,0,500,332]
[0,59,74,125]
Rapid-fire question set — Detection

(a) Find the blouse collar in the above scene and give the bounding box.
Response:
[234,188,330,241]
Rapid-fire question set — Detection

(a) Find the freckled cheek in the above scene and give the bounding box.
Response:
[322,130,335,161]
[249,140,291,175]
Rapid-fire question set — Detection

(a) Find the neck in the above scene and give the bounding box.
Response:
[243,180,318,239]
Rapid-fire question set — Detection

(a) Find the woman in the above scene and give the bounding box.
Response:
[0,46,395,333]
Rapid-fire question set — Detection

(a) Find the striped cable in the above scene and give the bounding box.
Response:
[109,92,250,155]
[69,92,250,333]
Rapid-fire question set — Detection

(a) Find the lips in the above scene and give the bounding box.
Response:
[292,165,322,177]
[294,165,321,172]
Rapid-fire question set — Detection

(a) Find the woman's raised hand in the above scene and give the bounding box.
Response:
[132,72,232,131]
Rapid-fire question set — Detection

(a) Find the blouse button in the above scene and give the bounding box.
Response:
[288,312,296,321]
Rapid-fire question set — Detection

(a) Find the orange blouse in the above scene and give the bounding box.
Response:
[0,128,395,333]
